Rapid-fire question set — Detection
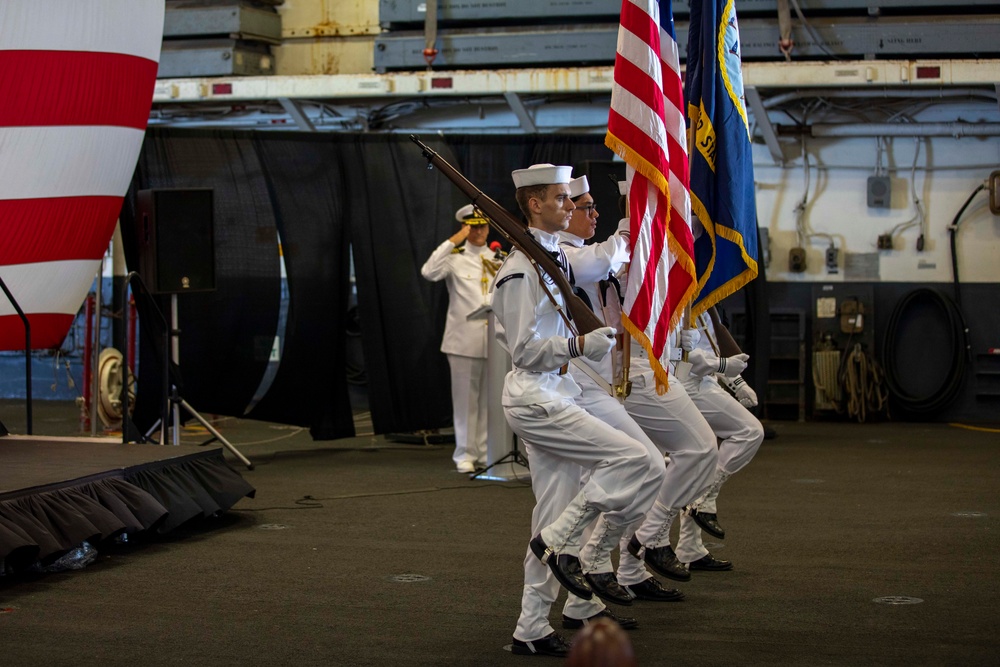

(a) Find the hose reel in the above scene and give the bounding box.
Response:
[97,348,135,428]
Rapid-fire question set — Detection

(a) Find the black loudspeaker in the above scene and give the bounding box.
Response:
[135,188,216,294]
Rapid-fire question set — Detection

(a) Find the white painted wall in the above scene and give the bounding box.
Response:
[754,135,1000,283]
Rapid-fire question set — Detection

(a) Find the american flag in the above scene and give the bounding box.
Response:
[605,0,696,390]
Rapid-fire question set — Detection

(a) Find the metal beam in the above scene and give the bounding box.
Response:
[745,86,784,165]
[503,92,536,133]
[152,60,1000,105]
[378,0,1000,24]
[278,98,316,131]
[373,16,1000,71]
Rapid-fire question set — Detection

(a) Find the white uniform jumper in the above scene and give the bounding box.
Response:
[420,240,497,469]
[491,229,660,643]
[674,312,764,565]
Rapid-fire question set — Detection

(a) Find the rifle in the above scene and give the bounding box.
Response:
[410,135,603,335]
[707,307,743,358]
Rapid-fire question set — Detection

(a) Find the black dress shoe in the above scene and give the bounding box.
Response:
[688,553,733,571]
[511,632,571,657]
[626,536,691,582]
[562,607,638,631]
[584,572,633,606]
[529,535,593,600]
[622,577,685,602]
[690,509,725,539]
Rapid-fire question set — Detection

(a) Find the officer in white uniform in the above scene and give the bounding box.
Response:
[420,205,501,473]
[674,308,764,571]
[492,165,664,658]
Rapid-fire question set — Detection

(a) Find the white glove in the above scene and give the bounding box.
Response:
[687,350,749,378]
[575,327,617,363]
[730,376,758,407]
[717,353,749,378]
[686,349,718,378]
[679,328,701,352]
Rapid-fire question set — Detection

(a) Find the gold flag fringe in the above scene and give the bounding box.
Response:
[622,313,672,396]
[690,192,759,317]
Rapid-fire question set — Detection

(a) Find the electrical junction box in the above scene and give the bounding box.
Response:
[867,175,891,208]
[789,247,807,273]
[825,246,839,274]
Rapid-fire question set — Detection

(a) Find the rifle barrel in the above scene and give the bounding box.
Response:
[410,135,602,335]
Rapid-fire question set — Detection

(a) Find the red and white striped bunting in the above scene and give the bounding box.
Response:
[0,0,164,350]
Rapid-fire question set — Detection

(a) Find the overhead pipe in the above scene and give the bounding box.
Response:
[807,122,1000,138]
[763,88,998,109]
[423,0,438,69]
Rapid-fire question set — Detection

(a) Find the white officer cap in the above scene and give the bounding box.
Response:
[454,203,489,225]
[568,175,590,198]
[511,163,573,188]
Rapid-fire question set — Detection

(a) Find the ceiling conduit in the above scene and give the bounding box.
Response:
[762,88,999,109]
[808,122,1000,137]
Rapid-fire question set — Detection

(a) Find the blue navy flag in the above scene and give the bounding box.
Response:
[685,0,758,315]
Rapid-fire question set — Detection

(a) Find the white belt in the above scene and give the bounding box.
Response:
[570,359,617,399]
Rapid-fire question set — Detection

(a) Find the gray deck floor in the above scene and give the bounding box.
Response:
[1,400,998,666]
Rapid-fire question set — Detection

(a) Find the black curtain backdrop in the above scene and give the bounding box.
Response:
[449,134,614,238]
[121,129,352,440]
[250,134,354,438]
[120,130,286,434]
[121,130,621,438]
[344,134,457,434]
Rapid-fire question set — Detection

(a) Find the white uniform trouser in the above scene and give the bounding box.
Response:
[561,378,667,622]
[446,353,488,467]
[508,396,661,642]
[683,374,764,475]
[675,374,764,564]
[616,371,719,586]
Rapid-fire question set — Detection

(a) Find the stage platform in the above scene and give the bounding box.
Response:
[0,433,255,572]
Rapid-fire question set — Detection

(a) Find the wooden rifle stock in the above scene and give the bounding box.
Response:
[410,135,603,335]
[707,307,743,358]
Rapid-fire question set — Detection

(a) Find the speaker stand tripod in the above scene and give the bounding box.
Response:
[145,294,253,470]
[472,433,528,480]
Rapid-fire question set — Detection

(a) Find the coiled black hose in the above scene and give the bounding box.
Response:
[882,288,969,416]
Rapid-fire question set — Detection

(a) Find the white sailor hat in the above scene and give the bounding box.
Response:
[568,175,590,198]
[454,203,489,225]
[511,163,573,188]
